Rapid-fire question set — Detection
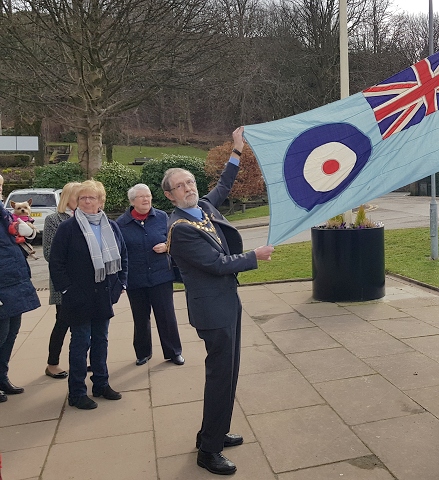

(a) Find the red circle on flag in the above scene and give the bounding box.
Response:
[322,159,340,175]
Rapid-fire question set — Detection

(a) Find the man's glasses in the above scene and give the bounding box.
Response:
[169,179,196,192]
[135,195,152,199]
[79,196,98,202]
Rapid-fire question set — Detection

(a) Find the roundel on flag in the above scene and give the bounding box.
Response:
[284,123,372,211]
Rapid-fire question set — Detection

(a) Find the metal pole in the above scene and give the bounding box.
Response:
[339,0,349,100]
[429,0,438,259]
[340,0,353,223]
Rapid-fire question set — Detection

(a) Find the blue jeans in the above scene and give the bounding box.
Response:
[68,319,110,399]
[0,315,22,383]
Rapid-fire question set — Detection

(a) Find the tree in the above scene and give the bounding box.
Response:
[0,0,226,176]
[205,140,265,203]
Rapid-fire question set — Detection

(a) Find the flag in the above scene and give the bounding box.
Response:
[244,52,439,245]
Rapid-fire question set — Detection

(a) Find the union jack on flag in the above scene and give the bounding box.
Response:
[363,53,439,139]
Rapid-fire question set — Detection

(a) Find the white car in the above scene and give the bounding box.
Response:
[4,188,62,235]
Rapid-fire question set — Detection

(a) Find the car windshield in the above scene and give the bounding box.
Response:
[6,193,57,208]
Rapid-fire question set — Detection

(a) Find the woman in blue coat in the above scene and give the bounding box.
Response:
[0,197,40,402]
[50,180,128,410]
[116,184,183,366]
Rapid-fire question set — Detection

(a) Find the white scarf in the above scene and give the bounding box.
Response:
[75,207,121,283]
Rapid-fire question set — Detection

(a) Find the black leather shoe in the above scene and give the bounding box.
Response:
[197,450,237,475]
[0,380,24,395]
[68,395,98,410]
[0,390,7,402]
[170,355,185,365]
[196,432,243,449]
[92,385,122,400]
[136,355,152,366]
[45,367,68,379]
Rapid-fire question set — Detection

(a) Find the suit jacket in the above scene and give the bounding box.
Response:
[167,162,257,330]
[49,216,128,326]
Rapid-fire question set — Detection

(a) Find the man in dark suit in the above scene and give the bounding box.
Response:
[163,126,274,475]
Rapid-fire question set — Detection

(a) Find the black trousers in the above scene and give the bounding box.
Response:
[47,304,69,365]
[127,281,182,360]
[196,300,242,453]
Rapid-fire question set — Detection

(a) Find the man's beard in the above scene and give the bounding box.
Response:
[176,191,199,209]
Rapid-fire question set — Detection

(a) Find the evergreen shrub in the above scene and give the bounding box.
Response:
[140,155,209,211]
[33,162,86,189]
[94,161,139,212]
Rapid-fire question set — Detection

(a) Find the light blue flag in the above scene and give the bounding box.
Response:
[244,52,439,245]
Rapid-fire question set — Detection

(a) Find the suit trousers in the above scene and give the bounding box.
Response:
[127,281,182,360]
[196,300,242,453]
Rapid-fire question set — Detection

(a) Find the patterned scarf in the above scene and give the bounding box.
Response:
[75,207,121,283]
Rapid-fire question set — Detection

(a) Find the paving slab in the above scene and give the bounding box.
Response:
[240,343,293,375]
[353,413,439,480]
[241,324,272,347]
[405,384,439,418]
[247,404,370,473]
[321,328,414,358]
[254,311,314,332]
[239,298,294,317]
[43,432,156,480]
[267,327,340,354]
[0,420,57,452]
[277,457,396,480]
[291,302,351,317]
[365,351,439,390]
[236,369,324,414]
[2,446,48,480]
[344,303,411,320]
[150,364,204,406]
[370,318,439,338]
[287,347,374,383]
[403,334,439,361]
[314,374,424,425]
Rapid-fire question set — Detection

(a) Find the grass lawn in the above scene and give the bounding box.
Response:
[48,143,208,171]
[233,227,439,288]
[227,205,269,221]
[112,145,208,168]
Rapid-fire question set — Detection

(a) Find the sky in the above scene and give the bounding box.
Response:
[393,0,439,15]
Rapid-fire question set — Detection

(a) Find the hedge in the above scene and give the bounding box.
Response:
[139,155,209,211]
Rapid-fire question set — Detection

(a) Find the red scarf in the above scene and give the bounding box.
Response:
[131,208,150,222]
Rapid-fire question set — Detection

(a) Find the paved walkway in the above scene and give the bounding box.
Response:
[4,274,439,479]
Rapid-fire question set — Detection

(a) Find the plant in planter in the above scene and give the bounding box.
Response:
[311,205,385,302]
[322,205,381,229]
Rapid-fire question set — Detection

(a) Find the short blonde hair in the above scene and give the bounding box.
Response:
[57,182,81,213]
[77,180,106,207]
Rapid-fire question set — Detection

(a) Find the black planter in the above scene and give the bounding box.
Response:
[311,226,385,302]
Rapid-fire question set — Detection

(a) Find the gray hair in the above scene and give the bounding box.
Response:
[127,183,151,202]
[161,168,195,191]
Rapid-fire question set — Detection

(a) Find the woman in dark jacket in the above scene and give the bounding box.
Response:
[43,182,81,379]
[0,198,40,402]
[50,180,128,410]
[116,184,183,366]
